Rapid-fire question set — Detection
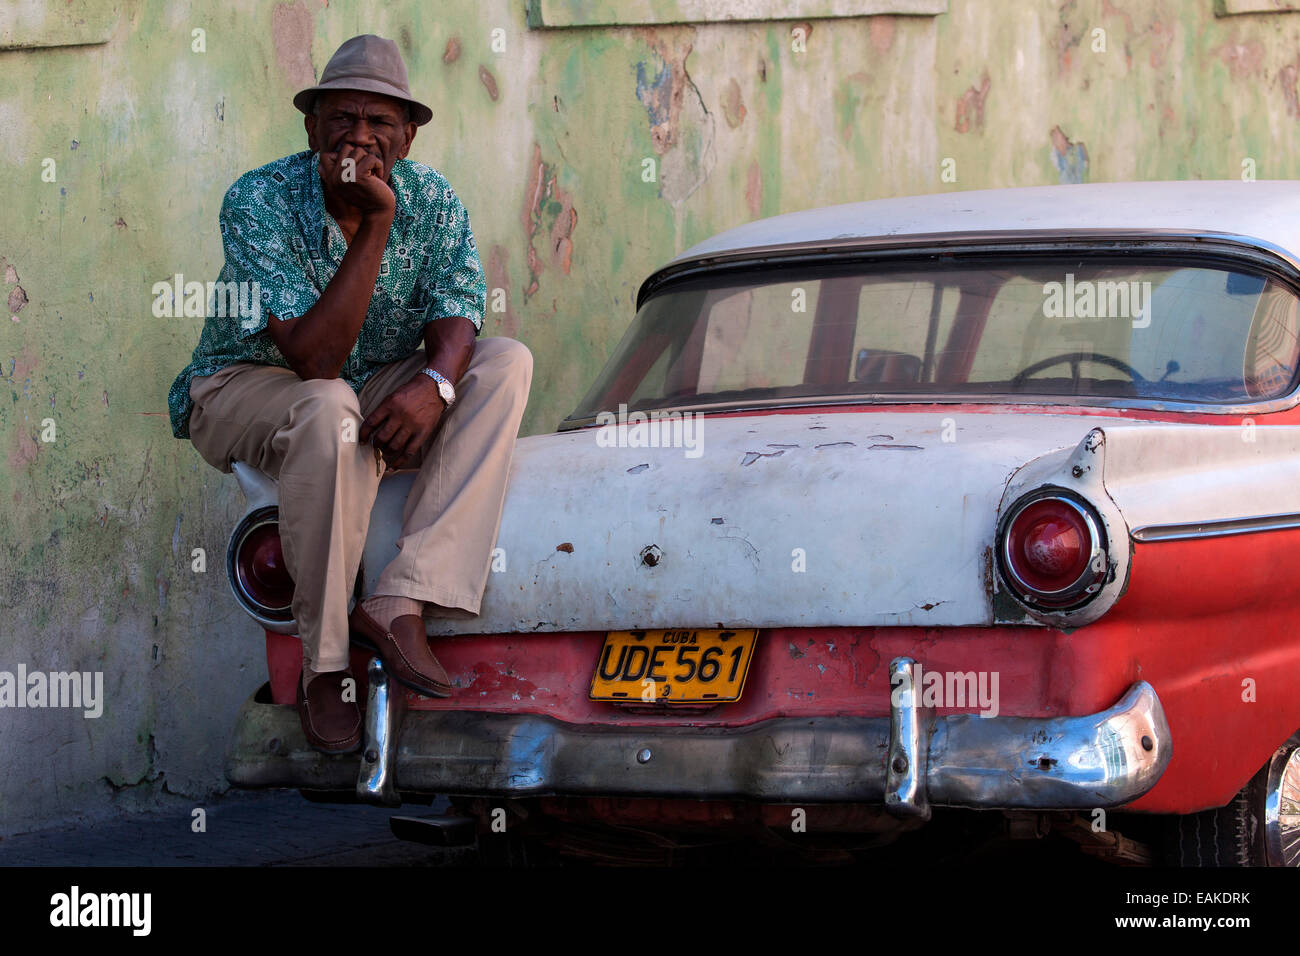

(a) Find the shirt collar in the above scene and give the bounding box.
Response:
[301,151,413,259]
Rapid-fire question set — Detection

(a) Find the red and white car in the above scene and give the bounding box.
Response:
[224,181,1300,866]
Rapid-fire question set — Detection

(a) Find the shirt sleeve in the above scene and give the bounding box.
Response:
[217,182,320,341]
[426,185,486,335]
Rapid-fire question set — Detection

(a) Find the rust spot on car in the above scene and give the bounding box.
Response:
[788,642,805,660]
[458,661,538,699]
[443,37,461,64]
[814,442,855,450]
[555,542,574,553]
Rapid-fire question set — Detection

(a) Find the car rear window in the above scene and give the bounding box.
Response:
[566,254,1300,421]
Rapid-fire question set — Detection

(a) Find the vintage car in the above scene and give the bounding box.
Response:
[223,180,1300,866]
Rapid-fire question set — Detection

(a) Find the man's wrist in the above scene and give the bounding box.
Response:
[359,206,396,227]
[419,366,456,407]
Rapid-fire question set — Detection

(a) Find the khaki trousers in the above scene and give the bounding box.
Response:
[187,337,532,673]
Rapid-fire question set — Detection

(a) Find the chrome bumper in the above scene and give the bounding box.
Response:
[226,657,1171,814]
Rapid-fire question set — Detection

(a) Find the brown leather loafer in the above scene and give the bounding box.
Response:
[348,603,453,698]
[297,671,362,754]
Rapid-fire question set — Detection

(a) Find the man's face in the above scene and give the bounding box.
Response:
[305,90,417,182]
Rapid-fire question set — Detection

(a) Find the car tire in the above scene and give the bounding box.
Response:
[1170,730,1300,867]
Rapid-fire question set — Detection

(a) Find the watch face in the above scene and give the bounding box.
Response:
[438,381,455,404]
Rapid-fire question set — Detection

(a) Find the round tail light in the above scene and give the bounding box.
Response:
[227,507,295,624]
[998,493,1107,609]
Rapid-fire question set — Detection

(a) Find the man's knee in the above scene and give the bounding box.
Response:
[477,337,533,389]
[286,378,364,445]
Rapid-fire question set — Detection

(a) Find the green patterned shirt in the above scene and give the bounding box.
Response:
[167,150,485,439]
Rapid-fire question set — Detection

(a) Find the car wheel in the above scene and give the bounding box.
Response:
[1171,731,1300,867]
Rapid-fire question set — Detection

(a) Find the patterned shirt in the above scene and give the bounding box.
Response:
[167,150,485,439]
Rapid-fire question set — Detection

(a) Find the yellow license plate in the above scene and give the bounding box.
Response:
[589,629,758,703]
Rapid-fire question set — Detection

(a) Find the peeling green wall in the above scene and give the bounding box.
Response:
[1,0,1298,833]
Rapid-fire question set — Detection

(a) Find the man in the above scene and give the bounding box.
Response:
[167,35,532,754]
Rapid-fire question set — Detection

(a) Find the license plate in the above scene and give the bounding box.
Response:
[589,628,758,703]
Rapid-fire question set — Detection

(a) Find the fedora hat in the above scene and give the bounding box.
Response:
[293,34,433,126]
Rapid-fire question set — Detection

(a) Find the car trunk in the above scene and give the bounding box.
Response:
[364,408,1122,635]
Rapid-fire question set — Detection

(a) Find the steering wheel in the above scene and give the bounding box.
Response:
[1010,351,1146,388]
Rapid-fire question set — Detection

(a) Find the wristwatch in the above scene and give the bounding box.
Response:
[420,366,456,407]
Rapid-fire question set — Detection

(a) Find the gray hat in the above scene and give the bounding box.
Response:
[293,34,433,126]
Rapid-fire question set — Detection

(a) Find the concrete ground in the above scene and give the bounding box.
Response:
[0,786,1118,867]
[0,789,475,867]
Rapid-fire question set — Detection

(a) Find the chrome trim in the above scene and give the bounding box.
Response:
[644,230,1300,303]
[999,494,1106,607]
[225,506,296,633]
[227,680,1172,811]
[885,657,930,819]
[356,657,403,807]
[926,682,1170,808]
[1132,513,1300,542]
[1264,739,1300,867]
[556,390,1295,432]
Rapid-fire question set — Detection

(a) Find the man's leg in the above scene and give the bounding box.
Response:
[188,364,382,683]
[357,337,533,615]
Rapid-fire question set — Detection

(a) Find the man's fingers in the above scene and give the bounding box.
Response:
[359,403,392,444]
[372,418,404,448]
[393,426,430,466]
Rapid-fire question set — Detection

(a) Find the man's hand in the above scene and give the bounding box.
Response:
[360,373,445,469]
[318,145,396,217]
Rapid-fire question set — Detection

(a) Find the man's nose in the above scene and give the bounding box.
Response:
[345,121,378,147]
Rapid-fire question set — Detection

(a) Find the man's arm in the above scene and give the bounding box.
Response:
[423,314,476,386]
[266,147,396,380]
[360,316,476,469]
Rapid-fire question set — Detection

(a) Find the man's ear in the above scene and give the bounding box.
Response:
[305,113,320,153]
[399,123,417,159]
